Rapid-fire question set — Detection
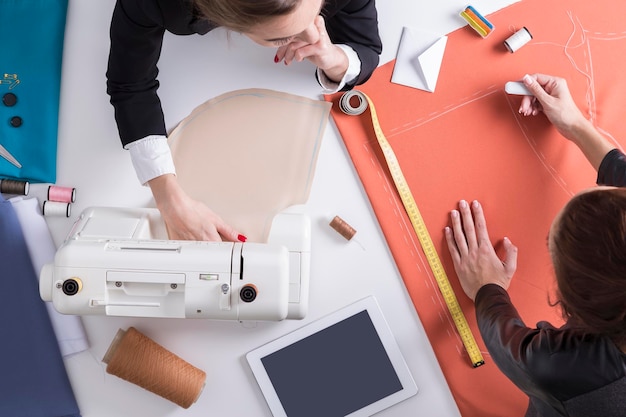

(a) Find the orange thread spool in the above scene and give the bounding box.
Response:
[102,327,206,409]
[329,215,357,240]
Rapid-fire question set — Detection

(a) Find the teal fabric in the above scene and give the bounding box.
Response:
[0,0,68,183]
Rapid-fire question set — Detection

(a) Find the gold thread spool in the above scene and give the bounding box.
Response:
[102,327,206,409]
[329,215,357,240]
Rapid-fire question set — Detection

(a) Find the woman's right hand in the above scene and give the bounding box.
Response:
[148,174,245,242]
[518,73,589,139]
[518,73,615,170]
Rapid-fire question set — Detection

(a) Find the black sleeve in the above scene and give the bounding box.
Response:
[597,148,626,187]
[106,0,171,147]
[474,285,554,404]
[475,284,625,415]
[323,0,382,89]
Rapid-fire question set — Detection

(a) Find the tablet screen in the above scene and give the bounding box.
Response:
[261,310,402,416]
[247,297,417,417]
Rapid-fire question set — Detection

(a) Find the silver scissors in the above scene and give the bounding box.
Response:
[0,143,21,168]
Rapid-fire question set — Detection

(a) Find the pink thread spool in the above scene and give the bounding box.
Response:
[47,185,76,203]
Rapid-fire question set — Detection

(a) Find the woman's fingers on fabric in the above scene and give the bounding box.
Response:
[470,200,492,245]
[458,200,478,249]
[215,221,240,243]
[450,209,469,256]
[502,237,518,276]
[203,227,223,242]
[444,226,462,265]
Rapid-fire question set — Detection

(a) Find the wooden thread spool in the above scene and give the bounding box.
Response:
[329,215,357,240]
[102,327,206,409]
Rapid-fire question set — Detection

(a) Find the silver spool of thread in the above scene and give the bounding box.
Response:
[504,27,533,53]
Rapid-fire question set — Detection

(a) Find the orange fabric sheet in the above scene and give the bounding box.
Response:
[326,0,626,415]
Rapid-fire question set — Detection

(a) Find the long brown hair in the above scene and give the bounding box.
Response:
[193,0,302,32]
[551,187,626,347]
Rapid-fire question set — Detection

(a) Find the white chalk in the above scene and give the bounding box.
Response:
[505,81,533,96]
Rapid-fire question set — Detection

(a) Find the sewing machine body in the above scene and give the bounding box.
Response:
[40,207,310,321]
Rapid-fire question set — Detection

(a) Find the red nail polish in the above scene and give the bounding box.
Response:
[274,54,279,63]
[238,234,247,242]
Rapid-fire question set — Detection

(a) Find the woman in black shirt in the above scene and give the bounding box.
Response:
[445,74,626,416]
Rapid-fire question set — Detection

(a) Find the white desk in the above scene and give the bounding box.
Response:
[47,1,514,415]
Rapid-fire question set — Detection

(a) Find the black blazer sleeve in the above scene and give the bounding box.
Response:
[107,0,212,147]
[107,0,168,147]
[323,0,382,89]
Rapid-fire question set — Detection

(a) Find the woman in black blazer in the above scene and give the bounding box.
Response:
[106,0,382,241]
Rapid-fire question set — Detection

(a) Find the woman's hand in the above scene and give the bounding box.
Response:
[518,74,589,138]
[518,73,614,170]
[149,174,244,242]
[444,200,517,301]
[275,15,348,82]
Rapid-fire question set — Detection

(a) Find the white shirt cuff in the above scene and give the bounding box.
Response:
[125,135,176,186]
[317,44,362,93]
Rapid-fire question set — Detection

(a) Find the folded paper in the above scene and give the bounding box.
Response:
[391,27,447,93]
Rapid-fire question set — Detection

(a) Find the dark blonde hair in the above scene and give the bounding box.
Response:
[193,0,302,32]
[551,187,626,347]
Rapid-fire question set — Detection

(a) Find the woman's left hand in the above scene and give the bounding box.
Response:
[444,200,518,301]
[275,15,348,82]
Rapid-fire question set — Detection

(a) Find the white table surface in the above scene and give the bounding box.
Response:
[43,1,515,415]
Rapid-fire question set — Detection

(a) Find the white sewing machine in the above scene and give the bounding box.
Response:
[40,207,310,321]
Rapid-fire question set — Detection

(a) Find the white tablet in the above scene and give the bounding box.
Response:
[246,296,418,417]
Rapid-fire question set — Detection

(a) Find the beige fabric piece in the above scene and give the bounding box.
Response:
[168,89,331,242]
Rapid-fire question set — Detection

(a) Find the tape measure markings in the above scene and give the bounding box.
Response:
[339,90,485,368]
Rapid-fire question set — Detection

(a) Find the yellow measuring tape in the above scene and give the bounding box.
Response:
[340,91,485,368]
